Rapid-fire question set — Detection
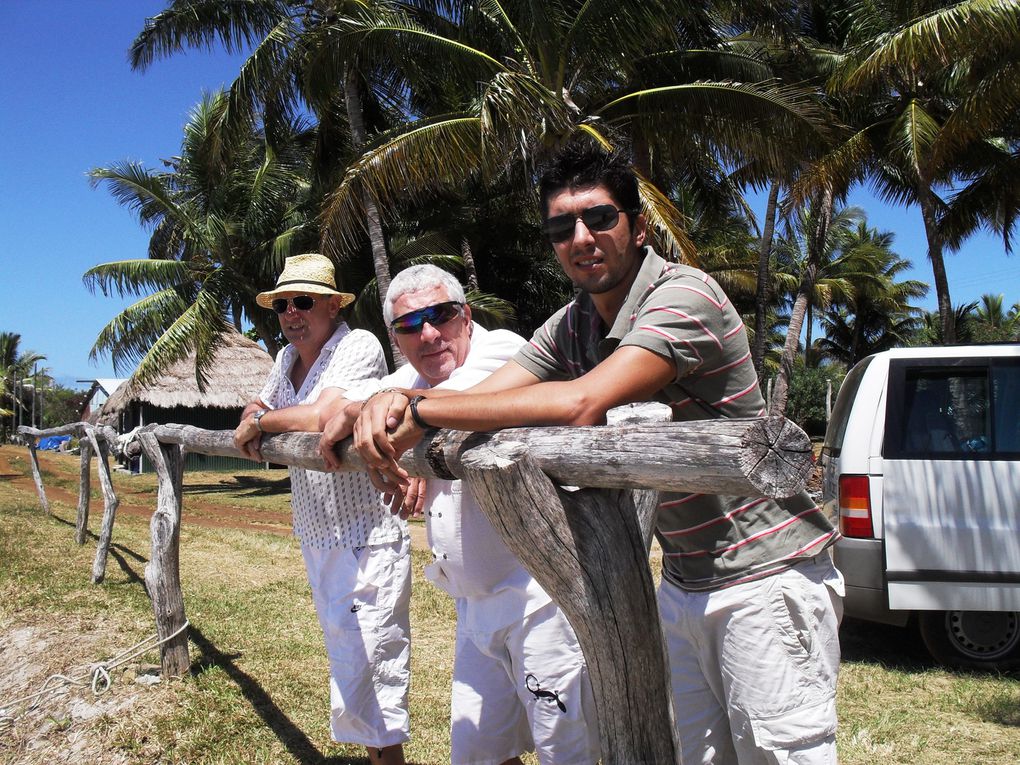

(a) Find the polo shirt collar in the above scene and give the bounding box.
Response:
[605,246,668,341]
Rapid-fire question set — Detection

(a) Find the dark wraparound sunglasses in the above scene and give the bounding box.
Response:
[390,301,464,334]
[541,204,633,243]
[272,295,316,314]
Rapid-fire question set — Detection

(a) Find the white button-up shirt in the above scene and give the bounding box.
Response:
[259,323,404,550]
[347,324,551,632]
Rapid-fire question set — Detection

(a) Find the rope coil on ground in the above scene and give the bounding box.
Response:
[0,620,189,733]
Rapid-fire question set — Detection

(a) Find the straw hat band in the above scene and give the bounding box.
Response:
[274,279,339,291]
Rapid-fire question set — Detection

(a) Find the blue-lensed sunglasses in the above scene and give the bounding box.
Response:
[389,301,464,334]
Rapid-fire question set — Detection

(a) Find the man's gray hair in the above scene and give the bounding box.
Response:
[384,265,467,323]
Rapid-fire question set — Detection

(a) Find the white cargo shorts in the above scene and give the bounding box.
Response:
[658,555,844,765]
[302,536,412,748]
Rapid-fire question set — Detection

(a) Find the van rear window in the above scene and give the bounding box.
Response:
[823,356,873,454]
[884,357,1020,459]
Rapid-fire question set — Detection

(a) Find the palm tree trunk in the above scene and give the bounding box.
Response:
[917,184,955,344]
[461,237,479,291]
[251,313,281,360]
[752,182,780,381]
[771,188,832,416]
[344,69,404,365]
[804,304,813,364]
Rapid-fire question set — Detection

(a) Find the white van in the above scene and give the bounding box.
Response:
[820,344,1020,670]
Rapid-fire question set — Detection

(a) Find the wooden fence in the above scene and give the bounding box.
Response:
[19,415,814,765]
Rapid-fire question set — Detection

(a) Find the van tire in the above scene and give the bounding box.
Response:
[918,610,1020,671]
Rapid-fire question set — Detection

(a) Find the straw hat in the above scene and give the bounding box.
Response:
[256,253,355,309]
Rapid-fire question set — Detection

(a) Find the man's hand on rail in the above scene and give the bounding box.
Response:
[390,476,426,519]
[352,392,423,490]
[318,400,363,471]
[233,415,263,462]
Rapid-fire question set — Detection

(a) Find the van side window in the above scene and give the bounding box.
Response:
[993,366,1020,453]
[886,359,1020,459]
[902,374,964,452]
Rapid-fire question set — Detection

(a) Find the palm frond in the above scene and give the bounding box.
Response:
[839,0,1020,90]
[321,115,485,257]
[130,0,288,71]
[83,259,195,298]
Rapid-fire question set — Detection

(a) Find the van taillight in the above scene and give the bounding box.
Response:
[839,475,874,538]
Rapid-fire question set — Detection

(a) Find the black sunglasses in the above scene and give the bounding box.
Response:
[390,301,464,335]
[541,204,632,243]
[272,295,316,314]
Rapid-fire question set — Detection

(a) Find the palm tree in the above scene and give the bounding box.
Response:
[318,1,831,265]
[813,0,1020,344]
[130,0,429,361]
[0,332,47,437]
[87,91,317,387]
[815,223,928,365]
[971,293,1020,341]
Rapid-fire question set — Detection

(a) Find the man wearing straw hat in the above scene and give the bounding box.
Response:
[233,253,410,765]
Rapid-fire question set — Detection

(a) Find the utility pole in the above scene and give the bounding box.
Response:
[32,365,38,429]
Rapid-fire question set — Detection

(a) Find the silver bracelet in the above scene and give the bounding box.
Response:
[366,386,403,402]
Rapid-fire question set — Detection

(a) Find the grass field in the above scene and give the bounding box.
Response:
[1,445,1018,764]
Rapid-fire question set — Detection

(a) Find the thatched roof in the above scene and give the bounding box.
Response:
[100,330,274,416]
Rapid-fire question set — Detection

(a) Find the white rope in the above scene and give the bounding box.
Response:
[0,620,189,732]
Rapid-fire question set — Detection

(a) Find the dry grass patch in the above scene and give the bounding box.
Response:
[3,445,1019,764]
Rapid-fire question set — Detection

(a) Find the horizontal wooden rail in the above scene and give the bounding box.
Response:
[130,414,813,498]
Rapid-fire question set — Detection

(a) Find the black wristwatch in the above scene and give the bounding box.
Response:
[409,395,431,429]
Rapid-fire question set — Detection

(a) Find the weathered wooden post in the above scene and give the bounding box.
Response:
[462,440,678,764]
[86,425,122,584]
[26,441,49,514]
[75,438,93,544]
[137,430,190,677]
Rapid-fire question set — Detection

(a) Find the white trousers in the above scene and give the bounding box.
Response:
[658,555,844,765]
[302,536,412,748]
[450,600,601,765]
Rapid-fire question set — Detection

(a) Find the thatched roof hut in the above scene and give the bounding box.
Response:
[101,331,273,417]
[99,330,275,472]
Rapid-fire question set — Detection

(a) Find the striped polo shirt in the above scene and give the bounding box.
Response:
[514,247,838,591]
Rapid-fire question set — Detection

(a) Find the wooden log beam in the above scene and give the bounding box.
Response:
[461,440,680,764]
[86,425,121,585]
[137,432,190,677]
[18,422,119,447]
[75,439,92,545]
[134,414,812,498]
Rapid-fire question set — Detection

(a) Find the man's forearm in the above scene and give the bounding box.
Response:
[413,380,601,431]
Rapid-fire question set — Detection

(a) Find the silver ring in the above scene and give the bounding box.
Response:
[376,469,389,483]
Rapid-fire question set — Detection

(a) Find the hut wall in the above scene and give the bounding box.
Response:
[137,405,266,473]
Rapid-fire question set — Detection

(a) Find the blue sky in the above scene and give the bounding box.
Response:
[1,2,1017,389]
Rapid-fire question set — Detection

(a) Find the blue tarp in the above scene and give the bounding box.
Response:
[37,435,71,451]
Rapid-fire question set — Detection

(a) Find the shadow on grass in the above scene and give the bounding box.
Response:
[839,617,934,671]
[188,626,375,765]
[184,474,292,499]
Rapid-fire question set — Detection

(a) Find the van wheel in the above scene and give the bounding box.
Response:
[918,610,1020,671]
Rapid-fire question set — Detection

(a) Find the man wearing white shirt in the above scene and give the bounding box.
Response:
[233,254,410,765]
[319,265,600,765]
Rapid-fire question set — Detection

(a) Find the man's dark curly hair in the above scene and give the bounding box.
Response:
[538,138,641,219]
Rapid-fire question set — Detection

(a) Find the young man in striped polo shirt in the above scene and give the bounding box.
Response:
[353,141,844,765]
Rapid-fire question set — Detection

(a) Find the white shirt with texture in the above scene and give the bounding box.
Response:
[259,323,404,550]
[348,324,552,633]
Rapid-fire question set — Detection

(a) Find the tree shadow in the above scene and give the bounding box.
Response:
[184,474,292,498]
[839,617,934,671]
[187,626,380,765]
